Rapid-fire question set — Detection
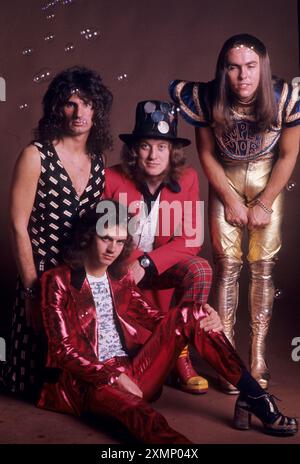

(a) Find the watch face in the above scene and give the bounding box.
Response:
[140,257,150,268]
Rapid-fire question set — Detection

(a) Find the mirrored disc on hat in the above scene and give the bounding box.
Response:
[144,101,156,113]
[151,111,164,123]
[158,121,169,134]
[160,102,171,113]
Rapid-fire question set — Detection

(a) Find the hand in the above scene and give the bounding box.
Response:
[224,199,248,227]
[200,304,223,333]
[24,297,43,335]
[129,260,145,285]
[115,373,143,398]
[248,204,272,229]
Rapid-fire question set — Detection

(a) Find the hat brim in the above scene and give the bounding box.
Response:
[119,133,191,147]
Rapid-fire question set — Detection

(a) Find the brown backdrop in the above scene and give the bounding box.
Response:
[0,1,299,363]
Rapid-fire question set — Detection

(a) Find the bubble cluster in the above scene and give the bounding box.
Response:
[45,34,55,42]
[286,180,296,192]
[62,0,74,4]
[42,0,60,10]
[19,103,29,110]
[117,73,128,82]
[274,288,284,299]
[64,43,75,53]
[33,68,52,84]
[22,48,34,56]
[80,28,100,40]
[46,13,55,20]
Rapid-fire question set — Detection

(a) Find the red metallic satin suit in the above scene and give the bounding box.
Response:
[38,265,245,443]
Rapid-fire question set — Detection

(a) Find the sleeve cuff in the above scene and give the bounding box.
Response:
[138,253,158,287]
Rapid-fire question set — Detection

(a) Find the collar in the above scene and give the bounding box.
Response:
[165,178,181,193]
[70,266,86,291]
[138,178,181,197]
[70,266,117,291]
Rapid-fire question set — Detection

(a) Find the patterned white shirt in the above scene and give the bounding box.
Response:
[87,273,128,362]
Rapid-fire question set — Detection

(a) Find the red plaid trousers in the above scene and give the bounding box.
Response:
[144,256,212,307]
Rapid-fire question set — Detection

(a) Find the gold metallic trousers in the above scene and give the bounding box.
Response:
[210,158,284,388]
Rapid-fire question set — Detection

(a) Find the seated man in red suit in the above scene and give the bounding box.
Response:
[38,201,297,443]
[104,100,211,394]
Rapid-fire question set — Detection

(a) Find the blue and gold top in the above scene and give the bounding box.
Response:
[169,79,300,162]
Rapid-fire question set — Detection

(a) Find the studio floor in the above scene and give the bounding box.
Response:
[0,339,299,445]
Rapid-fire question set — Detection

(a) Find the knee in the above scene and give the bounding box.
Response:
[215,257,242,281]
[87,384,144,415]
[182,257,213,283]
[249,259,275,280]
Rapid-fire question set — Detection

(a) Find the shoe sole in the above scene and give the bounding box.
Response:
[263,428,298,437]
[222,389,240,395]
[180,385,209,394]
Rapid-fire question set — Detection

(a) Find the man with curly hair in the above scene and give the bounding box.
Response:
[0,66,112,399]
[105,100,212,394]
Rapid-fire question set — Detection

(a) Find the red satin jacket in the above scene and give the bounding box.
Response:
[104,165,202,275]
[37,265,163,416]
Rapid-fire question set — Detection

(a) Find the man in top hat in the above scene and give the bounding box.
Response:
[104,100,213,394]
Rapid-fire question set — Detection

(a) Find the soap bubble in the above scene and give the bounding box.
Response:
[64,43,75,53]
[33,68,52,84]
[19,103,29,110]
[274,288,284,299]
[22,47,34,56]
[117,73,128,82]
[44,34,55,42]
[286,180,296,192]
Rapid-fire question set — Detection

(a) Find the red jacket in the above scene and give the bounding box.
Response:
[38,265,162,416]
[104,165,202,275]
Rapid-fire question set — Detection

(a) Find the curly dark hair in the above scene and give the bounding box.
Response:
[121,140,186,184]
[64,200,133,279]
[34,66,113,155]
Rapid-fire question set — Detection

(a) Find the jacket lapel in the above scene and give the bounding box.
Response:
[69,267,98,356]
[108,275,154,353]
[108,275,138,339]
[155,184,181,247]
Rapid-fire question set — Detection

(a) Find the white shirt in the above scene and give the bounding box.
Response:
[132,194,161,252]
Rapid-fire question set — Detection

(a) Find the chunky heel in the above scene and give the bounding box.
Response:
[234,392,298,436]
[234,403,251,430]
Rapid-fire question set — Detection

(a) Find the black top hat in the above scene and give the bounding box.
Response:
[119,100,191,147]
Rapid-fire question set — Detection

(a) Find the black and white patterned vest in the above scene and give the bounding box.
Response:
[29,141,105,274]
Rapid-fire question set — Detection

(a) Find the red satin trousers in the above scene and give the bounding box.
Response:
[84,304,245,444]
